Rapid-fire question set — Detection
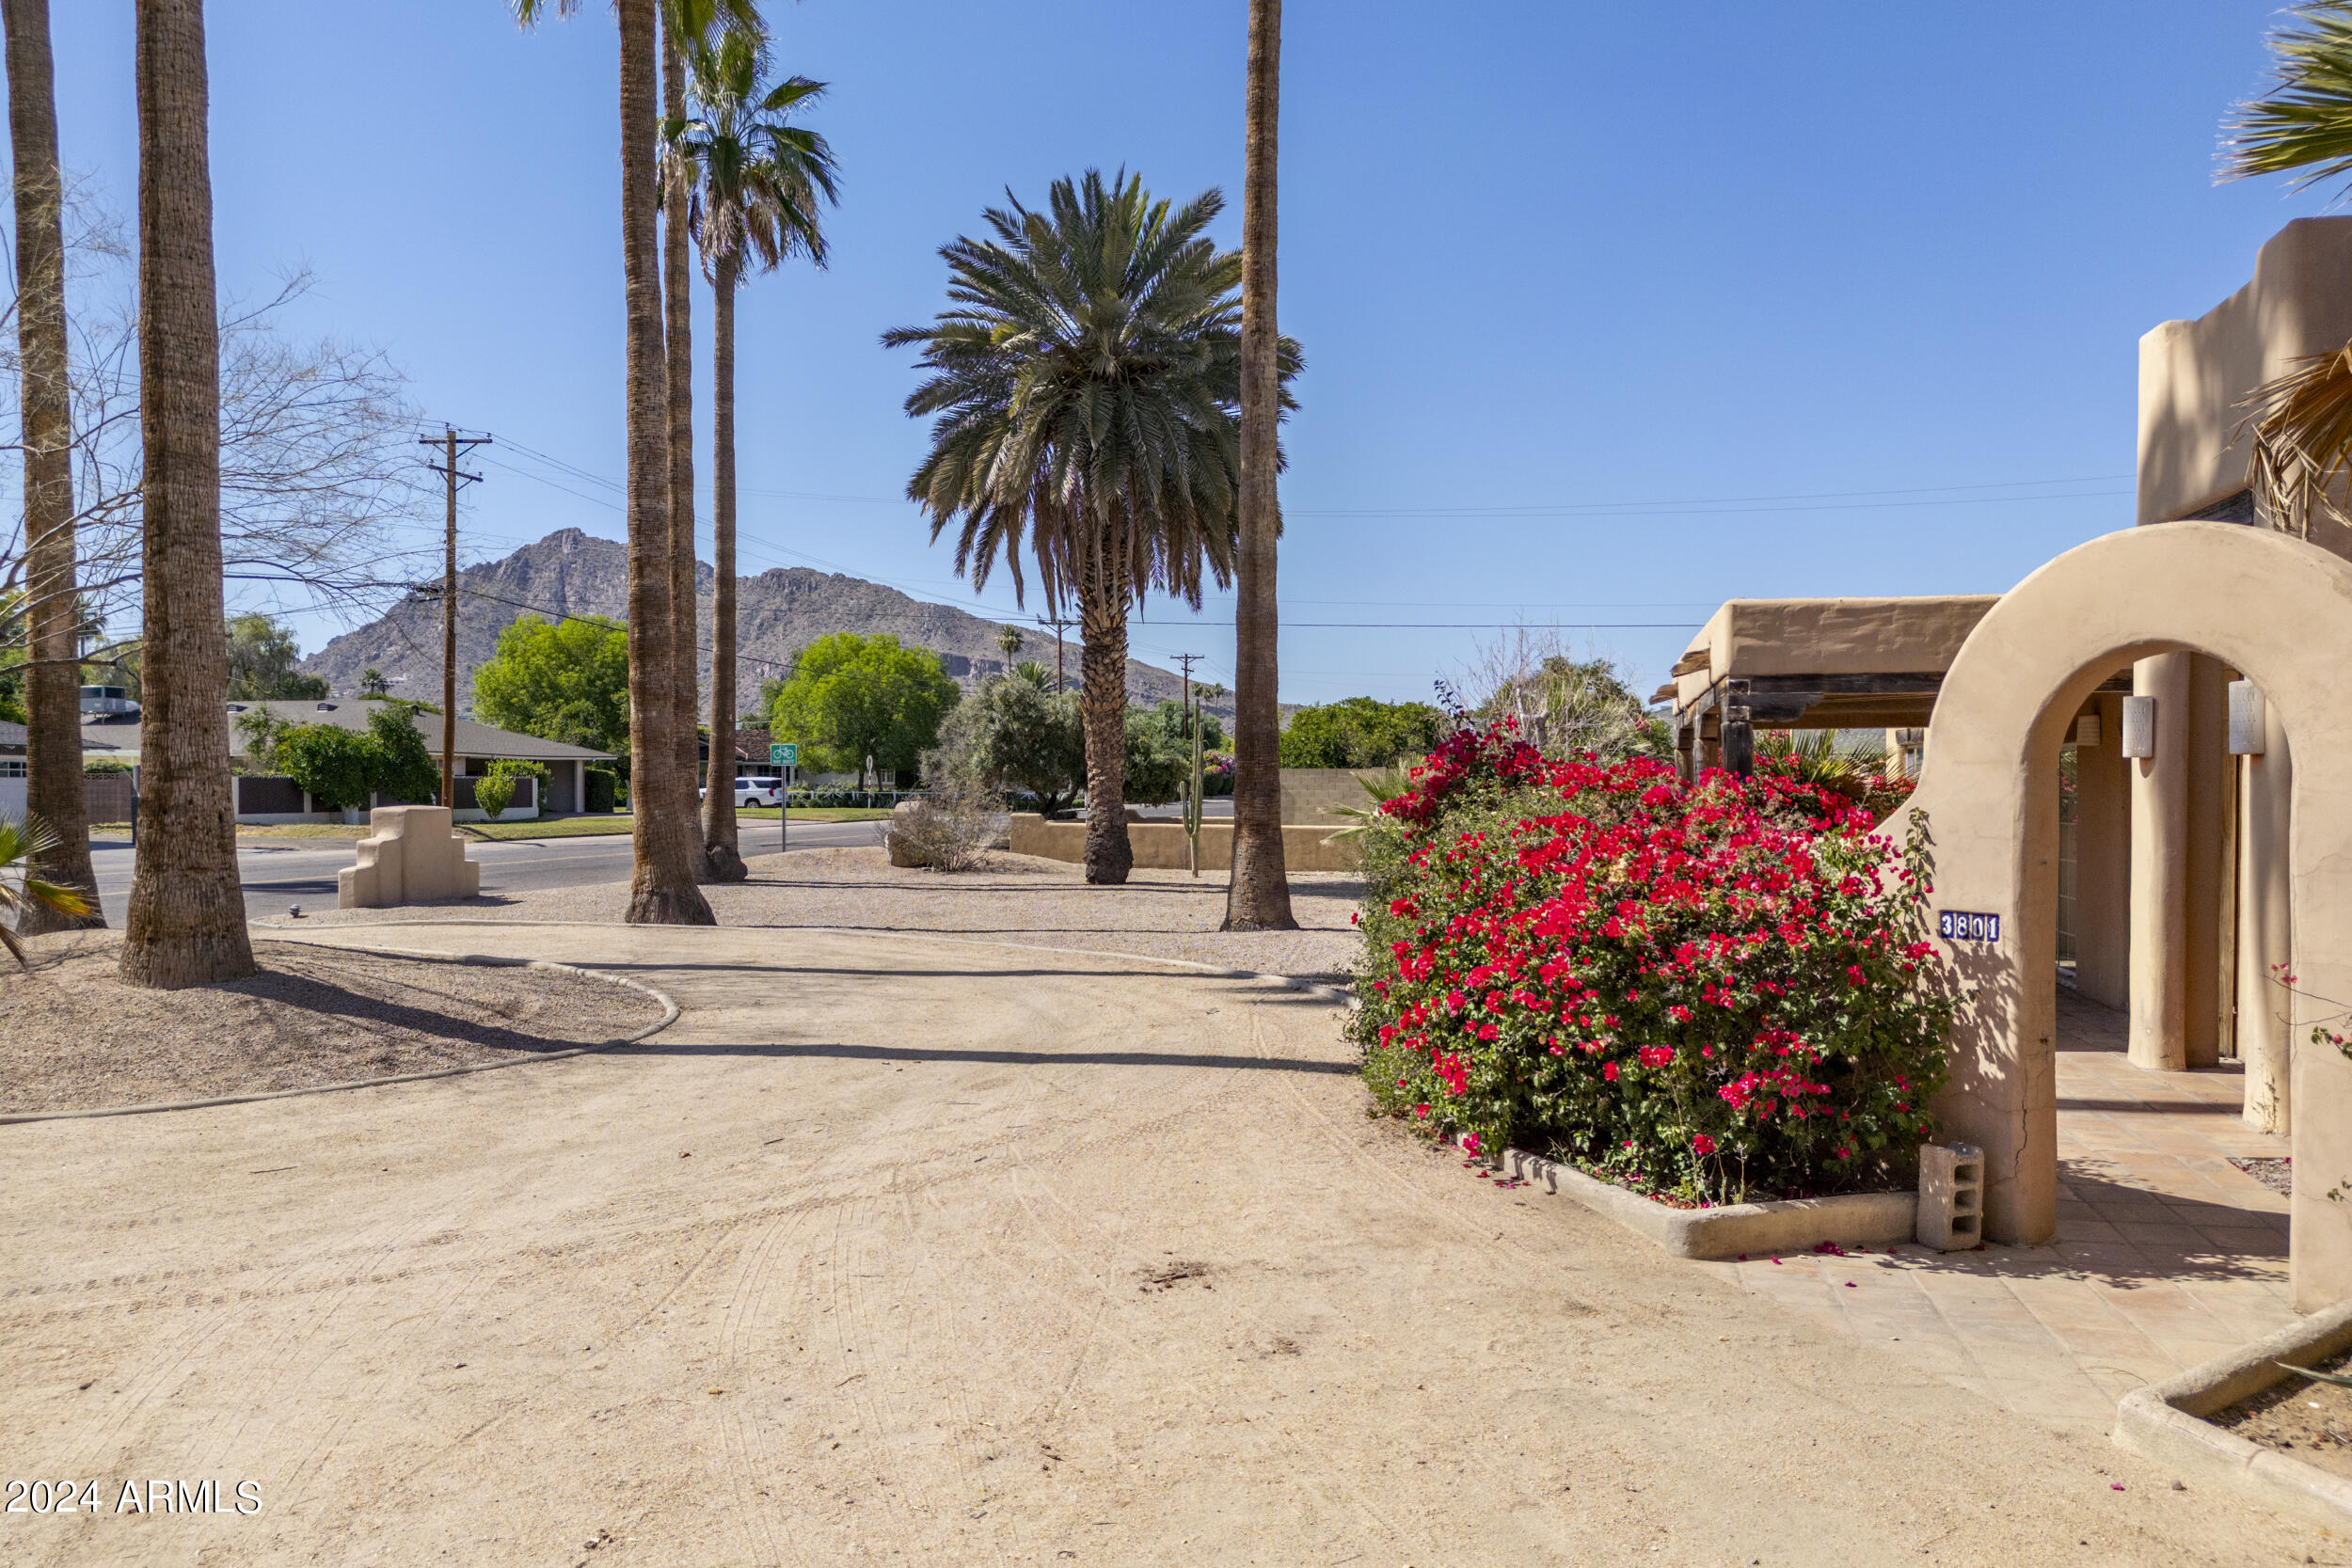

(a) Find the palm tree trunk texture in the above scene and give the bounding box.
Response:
[119,0,254,986]
[4,0,99,933]
[1224,0,1295,931]
[1078,529,1134,886]
[698,249,746,878]
[660,18,709,881]
[622,0,713,925]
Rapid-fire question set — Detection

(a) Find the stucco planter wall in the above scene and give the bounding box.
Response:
[1004,813,1360,873]
[2113,1299,2352,1528]
[1466,1138,1916,1260]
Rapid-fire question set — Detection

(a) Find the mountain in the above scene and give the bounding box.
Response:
[299,527,1231,720]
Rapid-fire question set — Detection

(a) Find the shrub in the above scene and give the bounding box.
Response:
[275,723,377,813]
[1279,696,1442,768]
[883,779,998,872]
[472,774,515,819]
[584,768,618,814]
[1351,720,1953,1206]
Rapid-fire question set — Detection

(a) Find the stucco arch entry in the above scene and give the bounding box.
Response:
[1911,522,2352,1309]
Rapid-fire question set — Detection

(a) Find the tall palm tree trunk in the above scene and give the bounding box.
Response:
[699,248,746,877]
[622,0,712,926]
[120,0,253,985]
[1224,0,1295,930]
[660,18,709,881]
[4,0,99,933]
[1078,525,1133,885]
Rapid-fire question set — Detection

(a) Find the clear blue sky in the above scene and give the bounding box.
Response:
[29,2,2342,705]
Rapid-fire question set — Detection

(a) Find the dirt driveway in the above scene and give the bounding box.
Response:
[0,923,2324,1566]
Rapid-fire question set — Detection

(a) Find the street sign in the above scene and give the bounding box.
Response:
[771,742,798,768]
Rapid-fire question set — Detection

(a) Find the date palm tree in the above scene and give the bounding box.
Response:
[120,0,254,987]
[887,170,1297,884]
[2224,1,2352,532]
[510,0,714,924]
[2,0,99,933]
[1225,0,1294,929]
[666,28,836,879]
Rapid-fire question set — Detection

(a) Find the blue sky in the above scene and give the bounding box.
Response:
[30,2,2343,705]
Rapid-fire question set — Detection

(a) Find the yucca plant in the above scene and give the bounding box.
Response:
[1756,730,1891,803]
[0,813,94,968]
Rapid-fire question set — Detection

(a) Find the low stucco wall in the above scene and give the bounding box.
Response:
[1007,814,1359,873]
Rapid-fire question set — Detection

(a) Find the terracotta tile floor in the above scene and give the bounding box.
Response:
[1696,988,2294,1435]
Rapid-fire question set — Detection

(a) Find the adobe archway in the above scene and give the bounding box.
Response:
[1910,522,2352,1308]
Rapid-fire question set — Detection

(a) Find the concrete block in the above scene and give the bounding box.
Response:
[336,805,482,909]
[1916,1141,1984,1252]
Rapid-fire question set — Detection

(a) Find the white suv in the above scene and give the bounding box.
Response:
[700,776,784,807]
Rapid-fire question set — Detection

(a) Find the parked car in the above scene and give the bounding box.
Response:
[699,776,784,808]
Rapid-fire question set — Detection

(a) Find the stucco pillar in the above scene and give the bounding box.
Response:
[2241,713,2294,1133]
[2130,652,2190,1070]
[2184,655,2233,1068]
[2073,691,2132,1011]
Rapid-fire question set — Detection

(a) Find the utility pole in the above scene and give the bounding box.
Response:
[1175,653,1202,876]
[419,426,490,812]
[1035,610,1074,693]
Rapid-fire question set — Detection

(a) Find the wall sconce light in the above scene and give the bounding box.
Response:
[2073,713,2102,749]
[2121,695,2156,759]
[2228,679,2266,756]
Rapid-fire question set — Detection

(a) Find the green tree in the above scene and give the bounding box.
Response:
[928,674,1085,816]
[471,613,631,756]
[888,169,1298,884]
[1279,697,1440,769]
[1135,698,1225,755]
[225,612,329,700]
[366,703,441,804]
[666,21,838,878]
[275,724,376,813]
[767,632,959,782]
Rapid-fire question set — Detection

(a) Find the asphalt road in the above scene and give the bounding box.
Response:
[84,816,881,927]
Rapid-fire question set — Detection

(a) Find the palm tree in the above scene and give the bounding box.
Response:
[995,625,1025,663]
[119,0,254,988]
[1224,0,1294,930]
[660,1,707,881]
[0,813,91,967]
[510,0,713,925]
[666,28,836,879]
[887,170,1297,884]
[2,0,99,934]
[2223,1,2352,531]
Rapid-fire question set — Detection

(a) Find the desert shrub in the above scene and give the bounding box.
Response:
[472,774,515,819]
[1201,751,1234,796]
[1351,719,1953,1206]
[883,778,998,872]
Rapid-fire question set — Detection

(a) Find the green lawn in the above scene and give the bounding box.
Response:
[460,815,636,841]
[211,807,888,845]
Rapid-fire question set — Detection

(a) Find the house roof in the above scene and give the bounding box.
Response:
[1667,595,2003,732]
[0,721,130,755]
[93,700,615,764]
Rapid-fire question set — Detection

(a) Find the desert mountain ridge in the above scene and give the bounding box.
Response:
[299,527,1237,721]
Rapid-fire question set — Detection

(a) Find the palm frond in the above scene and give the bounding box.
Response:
[0,813,92,969]
[2224,2,2352,196]
[2240,342,2352,536]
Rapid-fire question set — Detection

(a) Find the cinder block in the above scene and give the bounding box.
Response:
[1916,1141,1984,1252]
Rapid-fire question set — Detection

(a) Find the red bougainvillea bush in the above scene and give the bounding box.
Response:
[1350,720,1954,1206]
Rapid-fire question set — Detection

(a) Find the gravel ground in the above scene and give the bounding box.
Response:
[2216,1346,2352,1480]
[278,846,1369,986]
[0,929,666,1113]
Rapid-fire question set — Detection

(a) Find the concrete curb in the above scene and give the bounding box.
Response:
[2113,1298,2352,1528]
[0,941,679,1127]
[1454,1135,1916,1259]
[249,917,1365,1008]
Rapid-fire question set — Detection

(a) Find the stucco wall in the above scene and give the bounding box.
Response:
[2137,215,2352,541]
[1006,814,1360,874]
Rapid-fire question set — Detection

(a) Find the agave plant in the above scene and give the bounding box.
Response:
[0,814,94,968]
[1323,766,1413,842]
